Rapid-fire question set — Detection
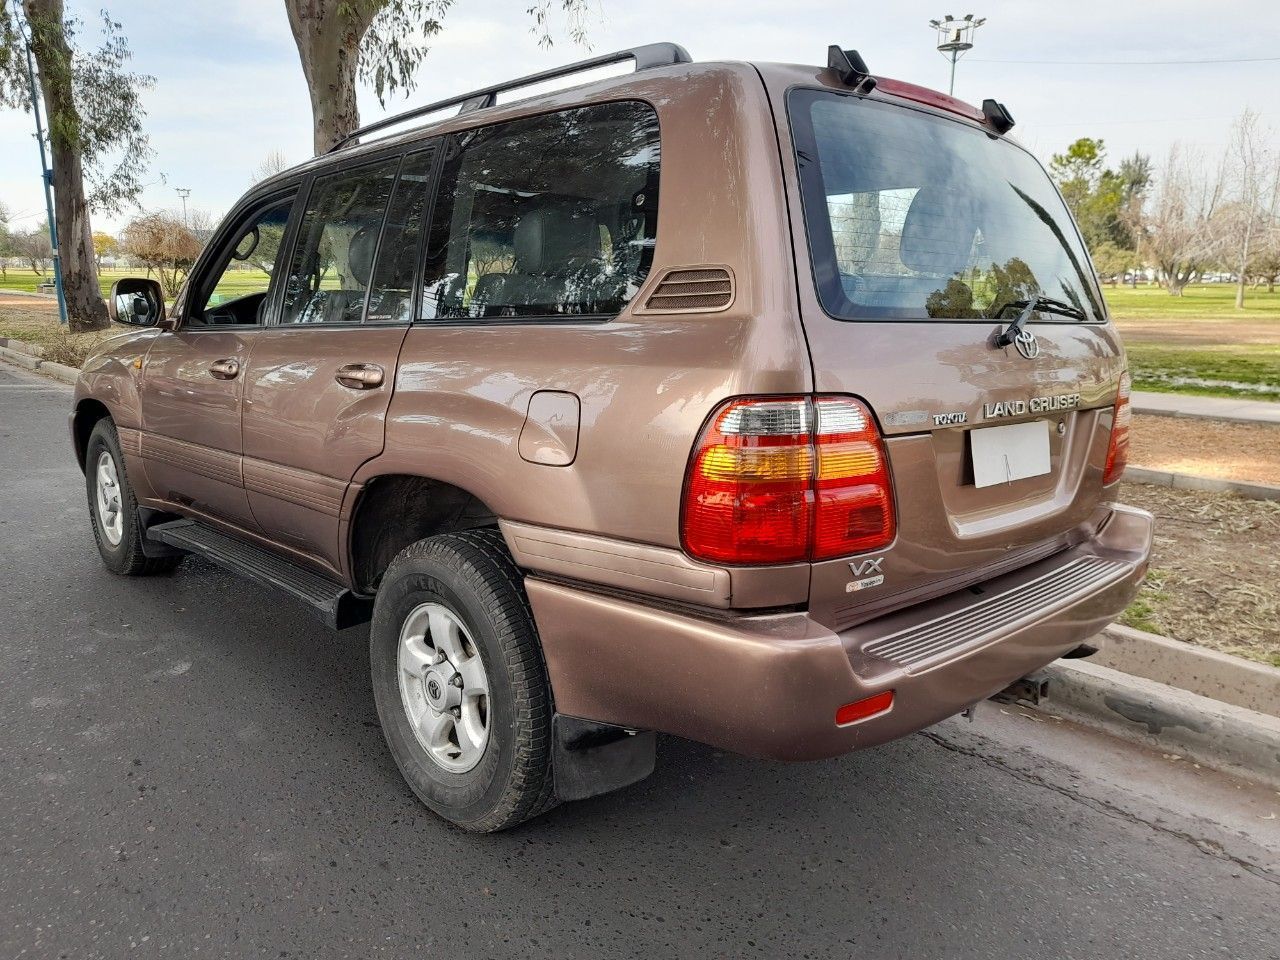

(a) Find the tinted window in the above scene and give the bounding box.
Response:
[419,101,660,321]
[281,158,399,325]
[790,90,1103,323]
[365,149,436,324]
[190,195,293,327]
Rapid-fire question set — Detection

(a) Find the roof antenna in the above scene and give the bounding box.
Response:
[827,46,877,94]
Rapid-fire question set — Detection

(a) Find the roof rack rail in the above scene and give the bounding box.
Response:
[329,41,692,153]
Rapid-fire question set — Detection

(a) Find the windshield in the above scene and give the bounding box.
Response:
[789,89,1104,323]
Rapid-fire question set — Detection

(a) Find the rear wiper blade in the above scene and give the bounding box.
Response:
[993,296,1086,347]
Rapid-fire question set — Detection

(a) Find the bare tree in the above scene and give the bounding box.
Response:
[1222,110,1275,309]
[11,222,53,273]
[251,149,291,185]
[285,0,592,155]
[1144,144,1228,296]
[119,210,205,298]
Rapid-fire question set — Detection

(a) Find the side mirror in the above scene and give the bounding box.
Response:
[108,278,166,328]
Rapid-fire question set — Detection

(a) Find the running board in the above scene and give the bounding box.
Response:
[146,519,373,630]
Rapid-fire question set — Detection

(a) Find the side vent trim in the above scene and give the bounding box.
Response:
[638,265,735,314]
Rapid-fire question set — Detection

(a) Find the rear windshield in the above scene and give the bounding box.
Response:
[789,89,1104,323]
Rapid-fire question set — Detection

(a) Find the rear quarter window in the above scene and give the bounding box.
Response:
[419,100,661,321]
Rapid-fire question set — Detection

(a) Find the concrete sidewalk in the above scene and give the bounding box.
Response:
[1133,390,1280,425]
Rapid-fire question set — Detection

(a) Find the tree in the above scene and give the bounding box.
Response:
[1049,138,1150,254]
[1144,144,1228,296]
[251,148,291,185]
[0,2,154,331]
[1223,110,1275,309]
[11,222,53,273]
[0,199,10,278]
[119,211,204,298]
[285,0,592,155]
[91,229,117,266]
[1090,242,1135,285]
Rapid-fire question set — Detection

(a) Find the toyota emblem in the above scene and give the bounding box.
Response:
[1013,328,1040,359]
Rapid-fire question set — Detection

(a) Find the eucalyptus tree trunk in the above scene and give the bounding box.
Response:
[24,0,108,331]
[286,0,371,155]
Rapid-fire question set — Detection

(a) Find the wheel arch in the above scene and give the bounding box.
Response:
[348,473,500,595]
[72,398,114,472]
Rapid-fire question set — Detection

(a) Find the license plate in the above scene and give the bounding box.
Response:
[969,420,1051,488]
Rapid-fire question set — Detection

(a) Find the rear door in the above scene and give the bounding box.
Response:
[140,190,297,532]
[784,87,1124,629]
[239,149,437,574]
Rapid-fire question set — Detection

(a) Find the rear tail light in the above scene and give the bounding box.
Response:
[681,396,895,565]
[1102,370,1131,486]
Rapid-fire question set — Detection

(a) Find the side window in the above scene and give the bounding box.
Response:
[419,101,660,321]
[280,158,400,325]
[189,195,294,327]
[365,149,437,324]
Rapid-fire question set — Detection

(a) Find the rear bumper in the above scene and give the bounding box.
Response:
[526,504,1153,761]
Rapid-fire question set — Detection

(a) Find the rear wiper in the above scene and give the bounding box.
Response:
[993,296,1086,347]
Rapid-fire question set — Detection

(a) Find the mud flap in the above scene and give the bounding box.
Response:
[552,714,656,802]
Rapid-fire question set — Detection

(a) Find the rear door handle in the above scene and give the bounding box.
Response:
[209,358,240,380]
[335,363,385,389]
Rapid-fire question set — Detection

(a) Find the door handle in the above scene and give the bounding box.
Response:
[209,358,240,380]
[335,363,385,389]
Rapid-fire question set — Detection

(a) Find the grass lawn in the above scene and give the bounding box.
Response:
[0,266,272,300]
[1102,283,1280,320]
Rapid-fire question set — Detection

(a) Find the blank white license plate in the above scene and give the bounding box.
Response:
[970,420,1051,488]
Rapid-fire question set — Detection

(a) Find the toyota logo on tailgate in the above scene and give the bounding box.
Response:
[1013,328,1040,359]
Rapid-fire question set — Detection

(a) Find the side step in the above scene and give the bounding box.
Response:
[147,519,372,630]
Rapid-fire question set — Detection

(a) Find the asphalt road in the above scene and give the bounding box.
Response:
[2,361,1278,960]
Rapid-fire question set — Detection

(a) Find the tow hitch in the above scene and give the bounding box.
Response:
[991,672,1052,707]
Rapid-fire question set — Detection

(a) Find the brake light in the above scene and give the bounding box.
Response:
[1103,371,1131,486]
[682,396,896,564]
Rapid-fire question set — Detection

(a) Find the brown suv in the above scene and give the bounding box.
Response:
[72,42,1152,831]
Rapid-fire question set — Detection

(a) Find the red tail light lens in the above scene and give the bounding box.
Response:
[1103,371,1131,486]
[682,396,895,565]
[812,398,896,560]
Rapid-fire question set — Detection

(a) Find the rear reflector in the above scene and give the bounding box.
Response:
[835,689,895,726]
[681,396,896,565]
[1103,370,1131,486]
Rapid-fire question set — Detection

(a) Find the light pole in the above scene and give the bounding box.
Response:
[929,14,986,96]
[20,23,68,326]
[176,188,190,227]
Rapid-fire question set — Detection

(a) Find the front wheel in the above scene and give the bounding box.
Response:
[85,419,182,576]
[369,529,556,832]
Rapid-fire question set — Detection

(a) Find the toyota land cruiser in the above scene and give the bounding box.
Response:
[72,42,1152,832]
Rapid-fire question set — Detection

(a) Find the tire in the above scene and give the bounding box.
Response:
[85,419,183,576]
[370,528,556,832]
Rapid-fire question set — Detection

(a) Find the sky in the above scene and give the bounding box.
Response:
[1,0,1277,233]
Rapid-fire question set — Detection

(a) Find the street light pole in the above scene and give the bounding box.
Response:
[21,27,68,326]
[929,14,986,97]
[176,188,190,227]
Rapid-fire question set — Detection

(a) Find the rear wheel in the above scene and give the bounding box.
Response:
[369,529,556,832]
[85,419,182,576]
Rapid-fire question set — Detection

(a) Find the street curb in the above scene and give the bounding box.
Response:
[0,337,45,357]
[1125,465,1280,501]
[1093,625,1280,717]
[0,346,78,385]
[1133,404,1280,427]
[1043,658,1280,789]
